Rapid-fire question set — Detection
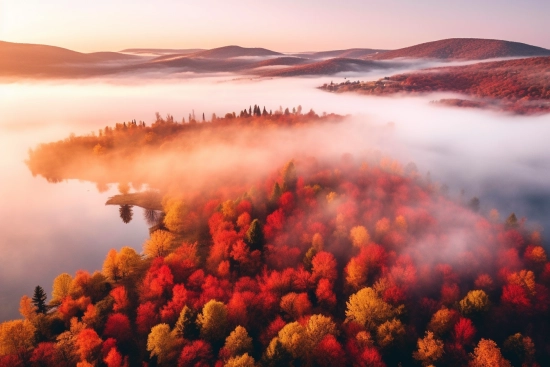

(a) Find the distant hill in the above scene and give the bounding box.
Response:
[189,45,282,59]
[249,57,309,68]
[143,56,252,72]
[142,56,309,74]
[0,40,140,77]
[260,58,392,77]
[120,48,204,56]
[294,48,387,59]
[321,56,550,114]
[372,38,550,60]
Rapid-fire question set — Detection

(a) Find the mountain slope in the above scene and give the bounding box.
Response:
[120,48,204,56]
[249,57,309,68]
[321,56,550,114]
[189,45,282,59]
[260,58,392,77]
[372,38,550,60]
[293,48,387,59]
[0,40,141,77]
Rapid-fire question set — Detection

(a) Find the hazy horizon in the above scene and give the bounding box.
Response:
[2,0,550,53]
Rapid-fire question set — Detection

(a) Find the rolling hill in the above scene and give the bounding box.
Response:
[259,58,392,77]
[292,48,387,59]
[5,39,550,79]
[187,45,282,59]
[371,38,550,60]
[321,56,550,114]
[248,56,309,68]
[0,40,141,77]
[120,48,205,56]
[142,56,252,72]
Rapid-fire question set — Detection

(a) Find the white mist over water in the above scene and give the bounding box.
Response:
[0,73,549,321]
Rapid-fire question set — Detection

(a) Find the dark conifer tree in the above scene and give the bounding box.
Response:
[282,161,297,191]
[32,286,48,314]
[468,197,480,212]
[245,219,264,252]
[506,213,519,228]
[270,182,282,203]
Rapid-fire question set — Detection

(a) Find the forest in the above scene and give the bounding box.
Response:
[25,105,342,189]
[4,108,550,366]
[321,56,550,115]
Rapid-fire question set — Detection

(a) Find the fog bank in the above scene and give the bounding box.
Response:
[1,73,549,321]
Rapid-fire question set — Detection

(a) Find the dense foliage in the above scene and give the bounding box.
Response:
[6,124,550,365]
[26,106,341,189]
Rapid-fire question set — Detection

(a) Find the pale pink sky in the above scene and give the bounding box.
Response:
[1,0,549,52]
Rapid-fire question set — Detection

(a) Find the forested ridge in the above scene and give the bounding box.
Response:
[26,105,341,188]
[4,109,550,366]
[321,57,550,115]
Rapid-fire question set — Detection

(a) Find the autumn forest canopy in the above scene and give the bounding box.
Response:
[321,57,550,115]
[4,107,549,367]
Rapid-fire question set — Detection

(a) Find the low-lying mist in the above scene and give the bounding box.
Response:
[1,72,549,321]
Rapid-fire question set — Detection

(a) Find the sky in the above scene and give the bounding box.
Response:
[1,0,549,53]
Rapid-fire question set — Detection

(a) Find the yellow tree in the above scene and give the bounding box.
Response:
[413,331,444,366]
[304,314,338,350]
[350,226,370,248]
[346,287,397,330]
[143,230,175,258]
[508,270,536,296]
[52,273,73,304]
[469,339,511,367]
[345,258,367,290]
[376,318,406,349]
[197,300,228,342]
[224,326,253,357]
[102,249,121,282]
[225,353,256,367]
[221,200,237,221]
[103,247,142,281]
[19,296,37,322]
[311,233,324,252]
[459,290,490,315]
[174,305,196,339]
[163,199,188,233]
[0,319,36,359]
[277,322,305,359]
[147,323,177,365]
[427,307,455,336]
[117,246,142,279]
